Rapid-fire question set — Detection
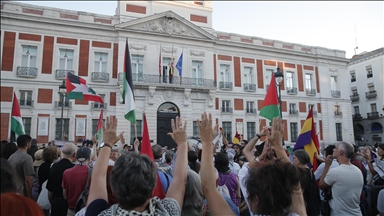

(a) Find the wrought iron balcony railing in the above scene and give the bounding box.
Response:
[92,102,107,110]
[246,108,257,114]
[219,82,233,90]
[351,78,356,82]
[353,114,362,119]
[350,94,359,102]
[287,87,297,95]
[221,107,233,113]
[367,73,373,78]
[334,111,343,117]
[91,72,109,82]
[289,110,298,115]
[367,112,379,118]
[306,88,316,96]
[366,90,377,99]
[55,69,74,80]
[16,67,37,78]
[19,100,34,107]
[331,90,341,98]
[243,83,256,92]
[54,101,72,108]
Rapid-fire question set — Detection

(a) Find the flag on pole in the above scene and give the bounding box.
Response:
[66,73,104,103]
[175,52,183,76]
[122,38,136,123]
[11,92,25,139]
[259,73,280,121]
[141,112,166,199]
[232,131,240,144]
[96,109,103,147]
[293,106,320,170]
[159,49,162,76]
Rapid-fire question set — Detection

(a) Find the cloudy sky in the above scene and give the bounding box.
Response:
[18,1,383,58]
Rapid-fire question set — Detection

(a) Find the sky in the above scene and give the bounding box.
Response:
[17,1,383,58]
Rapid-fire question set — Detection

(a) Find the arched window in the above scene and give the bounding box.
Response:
[355,124,364,134]
[371,122,383,133]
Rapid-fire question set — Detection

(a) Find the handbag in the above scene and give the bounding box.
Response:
[37,163,53,210]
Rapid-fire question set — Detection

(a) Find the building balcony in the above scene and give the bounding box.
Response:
[219,82,233,90]
[92,102,107,110]
[19,100,34,107]
[54,101,72,109]
[367,73,373,78]
[334,111,342,117]
[331,90,340,98]
[350,94,359,102]
[243,83,256,92]
[221,107,233,113]
[351,78,356,82]
[306,88,316,96]
[287,87,297,95]
[246,108,257,114]
[367,112,379,118]
[55,69,74,80]
[16,66,37,78]
[289,110,298,115]
[353,114,362,119]
[366,90,377,99]
[91,72,109,82]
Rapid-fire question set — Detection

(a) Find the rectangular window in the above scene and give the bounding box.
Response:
[243,66,253,84]
[350,71,356,82]
[330,76,337,90]
[368,85,375,92]
[289,103,296,111]
[308,104,315,111]
[305,74,313,90]
[162,57,172,83]
[94,52,108,72]
[21,45,37,68]
[265,69,274,87]
[246,101,255,113]
[192,61,203,85]
[371,103,377,112]
[352,89,358,96]
[286,71,294,88]
[92,119,105,138]
[222,100,231,112]
[334,105,340,112]
[19,90,33,106]
[93,94,105,109]
[59,49,74,70]
[130,120,142,143]
[366,66,373,78]
[22,117,31,135]
[336,123,342,141]
[193,121,198,136]
[55,118,70,141]
[131,55,144,81]
[220,64,230,82]
[222,121,232,141]
[246,122,256,141]
[354,106,360,114]
[290,123,298,142]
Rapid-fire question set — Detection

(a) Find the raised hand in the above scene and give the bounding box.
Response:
[197,112,217,146]
[258,139,272,161]
[103,116,120,145]
[267,117,284,147]
[168,116,187,146]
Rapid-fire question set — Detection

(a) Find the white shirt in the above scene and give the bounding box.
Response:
[238,164,255,216]
[314,159,339,201]
[108,159,115,166]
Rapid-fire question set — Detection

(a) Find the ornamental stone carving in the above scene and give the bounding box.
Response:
[329,68,338,73]
[184,89,191,106]
[190,50,205,57]
[161,47,177,54]
[148,86,156,105]
[163,90,174,101]
[130,44,147,51]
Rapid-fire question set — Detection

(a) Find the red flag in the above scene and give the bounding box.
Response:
[141,113,166,199]
[313,152,319,172]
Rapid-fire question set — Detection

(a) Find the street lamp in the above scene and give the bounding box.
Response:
[58,80,66,141]
[274,66,284,118]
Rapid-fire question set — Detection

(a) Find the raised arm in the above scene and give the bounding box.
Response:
[166,116,188,208]
[243,127,268,162]
[267,117,290,163]
[198,112,235,216]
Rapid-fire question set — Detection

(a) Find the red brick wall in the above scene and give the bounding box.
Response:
[301,120,305,129]
[299,102,306,113]
[19,33,41,41]
[75,100,88,105]
[319,120,323,140]
[1,113,10,140]
[242,57,254,64]
[281,101,287,112]
[297,64,304,92]
[78,40,90,76]
[37,89,53,103]
[57,37,77,45]
[304,65,314,70]
[284,63,296,69]
[110,92,116,106]
[60,13,78,20]
[317,103,322,113]
[283,120,288,141]
[92,41,111,49]
[22,8,43,16]
[257,100,263,110]
[218,55,232,61]
[2,32,16,71]
[257,59,264,89]
[94,18,112,24]
[264,60,276,66]
[213,54,217,81]
[126,4,146,14]
[42,36,54,74]
[315,67,320,93]
[234,57,241,87]
[234,99,243,110]
[215,98,219,110]
[112,43,118,78]
[236,119,243,123]
[1,86,13,102]
[190,14,207,23]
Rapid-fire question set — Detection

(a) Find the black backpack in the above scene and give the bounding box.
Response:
[75,167,93,212]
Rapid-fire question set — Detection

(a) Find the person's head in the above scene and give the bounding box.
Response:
[246,160,301,215]
[293,149,310,167]
[1,159,21,194]
[1,192,44,216]
[110,152,157,210]
[377,144,384,158]
[226,148,236,162]
[183,170,204,210]
[233,144,242,155]
[325,145,336,157]
[61,143,77,161]
[110,149,119,161]
[41,144,46,148]
[42,146,58,163]
[241,139,248,147]
[76,147,91,164]
[1,143,18,160]
[16,135,32,149]
[214,152,230,173]
[333,141,354,160]
[31,139,38,146]
[188,150,200,173]
[151,144,163,160]
[165,150,173,164]
[33,149,44,167]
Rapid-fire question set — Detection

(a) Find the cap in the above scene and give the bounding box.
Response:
[76,147,91,162]
[33,149,44,166]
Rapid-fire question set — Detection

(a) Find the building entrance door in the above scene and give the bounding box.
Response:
[157,102,180,149]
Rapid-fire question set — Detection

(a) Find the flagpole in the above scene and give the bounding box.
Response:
[134,123,137,140]
[10,92,16,143]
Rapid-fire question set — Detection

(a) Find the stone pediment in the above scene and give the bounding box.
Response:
[116,11,216,41]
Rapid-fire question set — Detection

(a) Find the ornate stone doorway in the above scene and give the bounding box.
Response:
[157,102,180,149]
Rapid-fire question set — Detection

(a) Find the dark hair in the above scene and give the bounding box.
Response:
[242,140,249,145]
[378,144,384,159]
[82,139,93,147]
[110,152,157,209]
[165,150,173,163]
[1,140,9,156]
[325,145,336,156]
[188,150,200,173]
[151,144,162,160]
[214,152,230,173]
[246,160,301,215]
[293,149,310,165]
[17,135,32,148]
[1,158,21,194]
[42,146,58,162]
[1,143,18,160]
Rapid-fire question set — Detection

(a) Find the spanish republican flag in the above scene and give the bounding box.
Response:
[232,131,240,144]
[293,106,320,170]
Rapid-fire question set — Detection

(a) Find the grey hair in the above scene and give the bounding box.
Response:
[183,169,205,210]
[151,144,163,160]
[62,143,77,156]
[165,150,173,163]
[293,149,310,165]
[110,152,157,209]
[337,141,354,159]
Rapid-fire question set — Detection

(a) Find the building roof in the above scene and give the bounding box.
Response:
[349,47,384,63]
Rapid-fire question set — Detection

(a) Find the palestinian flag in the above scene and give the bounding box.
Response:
[66,73,103,103]
[96,109,103,147]
[122,38,136,123]
[11,92,25,136]
[259,73,280,121]
[232,131,240,144]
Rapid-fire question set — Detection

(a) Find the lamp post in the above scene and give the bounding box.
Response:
[58,80,66,141]
[274,67,284,145]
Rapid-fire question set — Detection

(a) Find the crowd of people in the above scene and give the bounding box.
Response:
[1,113,384,216]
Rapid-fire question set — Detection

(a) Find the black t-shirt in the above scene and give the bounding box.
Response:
[85,199,110,216]
[46,158,74,198]
[38,161,53,193]
[28,145,38,161]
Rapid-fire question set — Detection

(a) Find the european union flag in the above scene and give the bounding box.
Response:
[175,52,183,76]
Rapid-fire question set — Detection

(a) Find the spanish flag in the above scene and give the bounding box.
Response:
[232,131,240,144]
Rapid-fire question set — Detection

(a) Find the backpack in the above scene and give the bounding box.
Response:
[75,167,93,213]
[217,174,231,197]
